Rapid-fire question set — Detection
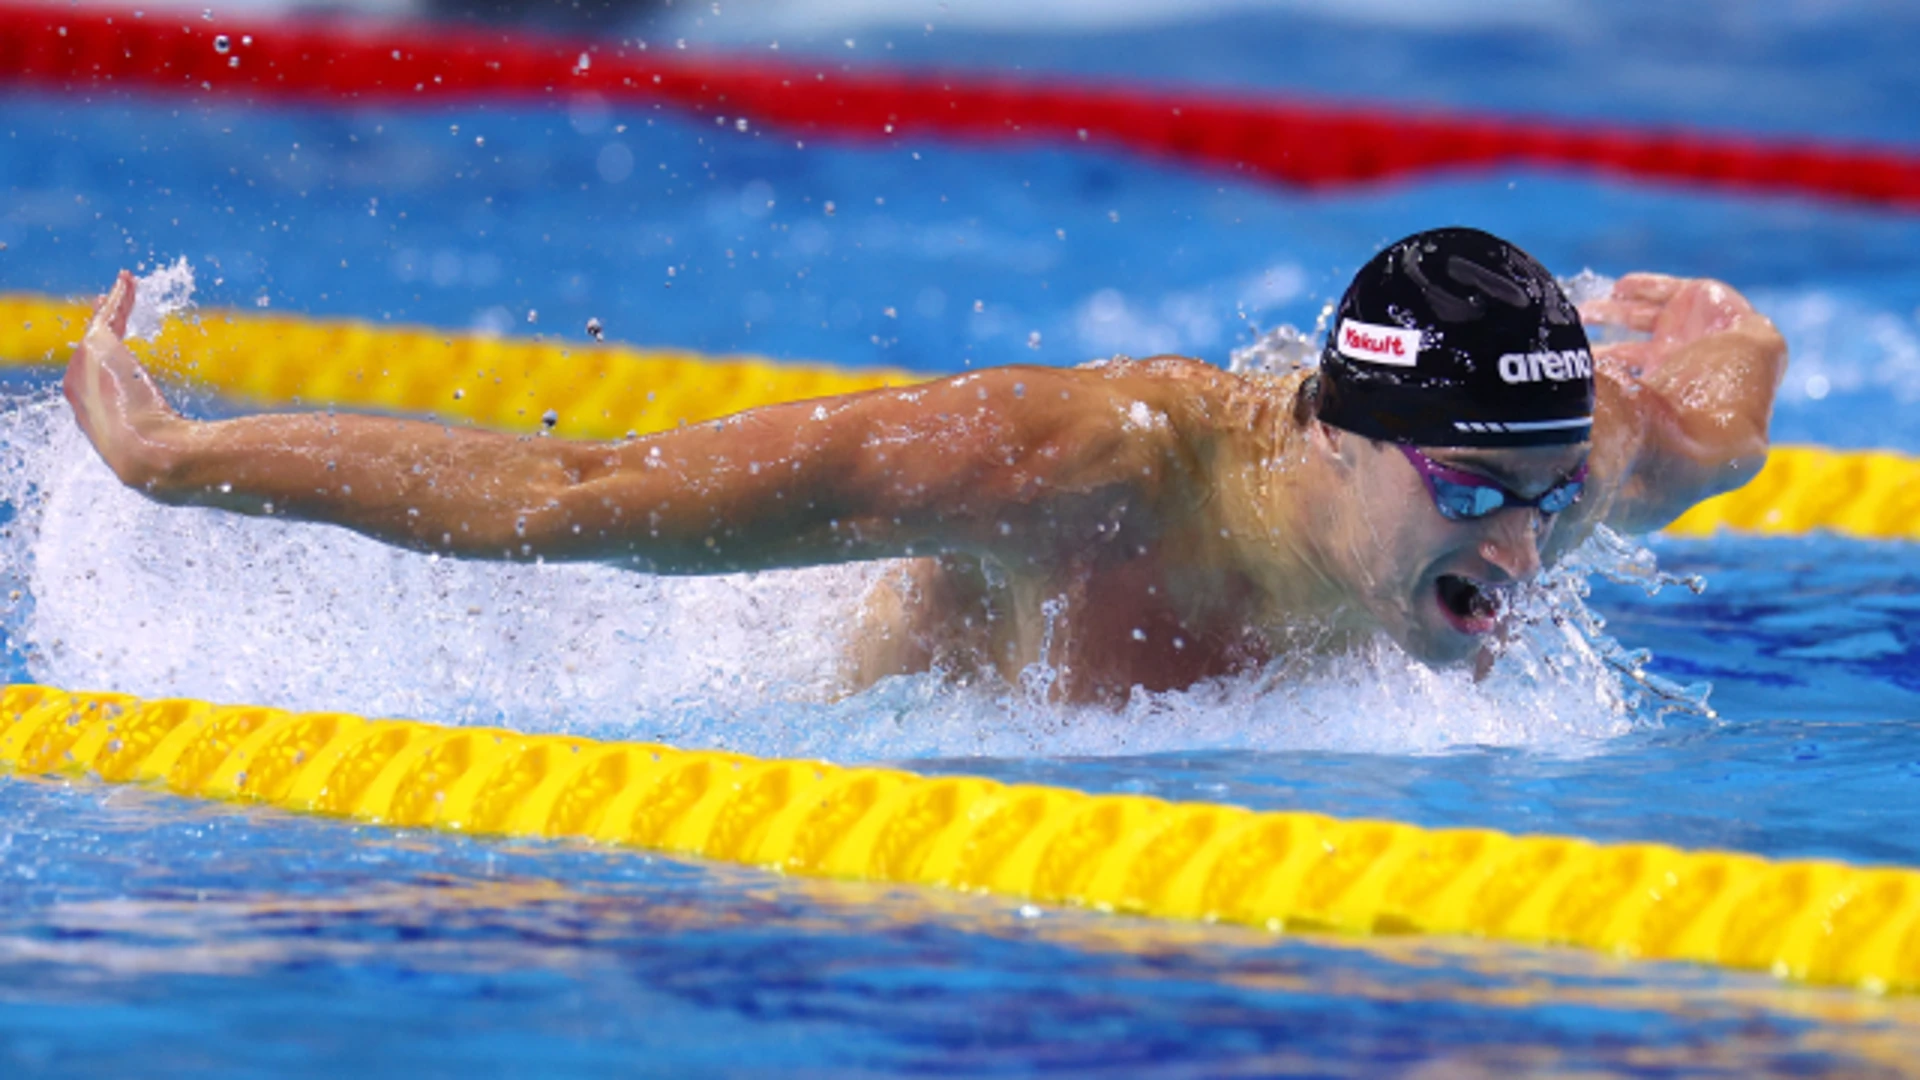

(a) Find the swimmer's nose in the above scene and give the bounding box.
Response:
[1478,510,1544,583]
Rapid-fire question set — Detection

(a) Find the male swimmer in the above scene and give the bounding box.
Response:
[64,228,1785,703]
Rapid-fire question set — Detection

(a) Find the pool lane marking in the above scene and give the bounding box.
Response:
[1,2,1917,212]
[3,683,1918,995]
[0,292,908,442]
[3,291,1912,542]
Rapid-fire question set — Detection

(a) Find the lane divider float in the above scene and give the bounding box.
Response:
[4,683,1919,994]
[3,291,1912,541]
[0,291,906,441]
[1,1,1917,211]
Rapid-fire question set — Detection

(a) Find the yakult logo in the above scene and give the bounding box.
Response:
[1498,349,1594,384]
[1336,319,1421,367]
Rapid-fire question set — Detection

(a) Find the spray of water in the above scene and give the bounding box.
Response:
[0,267,1710,761]
[124,257,197,342]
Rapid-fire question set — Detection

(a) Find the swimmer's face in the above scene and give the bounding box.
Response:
[1329,430,1589,664]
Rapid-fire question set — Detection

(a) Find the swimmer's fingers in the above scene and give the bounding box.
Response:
[1577,297,1662,332]
[83,271,136,343]
[1609,273,1684,305]
[1578,275,1681,328]
[103,270,136,341]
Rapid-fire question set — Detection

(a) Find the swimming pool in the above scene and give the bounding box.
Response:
[4,0,1920,1074]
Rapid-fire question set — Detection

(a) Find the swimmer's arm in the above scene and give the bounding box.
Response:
[1581,274,1788,534]
[123,364,1174,572]
[507,365,1177,571]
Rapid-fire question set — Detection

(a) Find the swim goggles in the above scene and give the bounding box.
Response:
[1396,444,1587,522]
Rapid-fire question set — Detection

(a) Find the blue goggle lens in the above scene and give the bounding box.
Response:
[1430,476,1584,521]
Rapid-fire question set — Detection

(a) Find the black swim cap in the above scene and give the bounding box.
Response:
[1315,227,1594,448]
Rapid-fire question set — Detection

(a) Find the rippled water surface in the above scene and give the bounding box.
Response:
[4,0,1920,1075]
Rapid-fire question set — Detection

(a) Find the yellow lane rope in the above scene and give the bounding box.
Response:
[0,293,909,440]
[5,683,1918,994]
[2,292,1915,541]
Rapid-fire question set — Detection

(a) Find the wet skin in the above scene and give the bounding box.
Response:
[67,271,1786,703]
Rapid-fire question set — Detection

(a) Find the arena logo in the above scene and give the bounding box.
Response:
[1498,348,1593,384]
[1335,319,1421,367]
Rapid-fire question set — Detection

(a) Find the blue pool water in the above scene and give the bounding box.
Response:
[4,0,1920,1075]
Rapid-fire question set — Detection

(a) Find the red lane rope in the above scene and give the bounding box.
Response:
[5,2,1918,210]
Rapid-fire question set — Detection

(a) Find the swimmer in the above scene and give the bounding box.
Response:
[65,228,1786,703]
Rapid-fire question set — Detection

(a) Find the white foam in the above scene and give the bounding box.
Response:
[125,257,197,342]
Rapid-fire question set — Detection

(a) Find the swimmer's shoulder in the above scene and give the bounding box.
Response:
[1071,354,1306,438]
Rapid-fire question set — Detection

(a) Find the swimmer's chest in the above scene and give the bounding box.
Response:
[1013,550,1271,696]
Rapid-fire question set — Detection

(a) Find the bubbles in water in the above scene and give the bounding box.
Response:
[212,34,230,54]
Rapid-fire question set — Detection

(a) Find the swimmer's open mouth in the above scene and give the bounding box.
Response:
[1435,574,1498,634]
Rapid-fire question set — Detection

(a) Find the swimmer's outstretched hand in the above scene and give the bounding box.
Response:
[64,270,187,491]
[1576,273,1780,377]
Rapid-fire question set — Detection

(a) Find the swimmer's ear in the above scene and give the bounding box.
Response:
[1308,419,1352,468]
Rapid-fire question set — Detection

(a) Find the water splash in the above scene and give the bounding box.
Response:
[125,257,197,342]
[1522,525,1716,722]
[0,381,1704,761]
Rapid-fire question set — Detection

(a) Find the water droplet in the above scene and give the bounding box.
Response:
[585,317,604,341]
[212,33,230,53]
[541,409,559,428]
[735,117,750,132]
[576,52,591,71]
[227,55,239,68]
[973,300,985,313]
[240,34,251,46]
[452,389,464,400]
[1076,128,1088,141]
[474,136,485,147]
[526,309,538,324]
[1130,628,1146,642]
[1026,332,1041,350]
